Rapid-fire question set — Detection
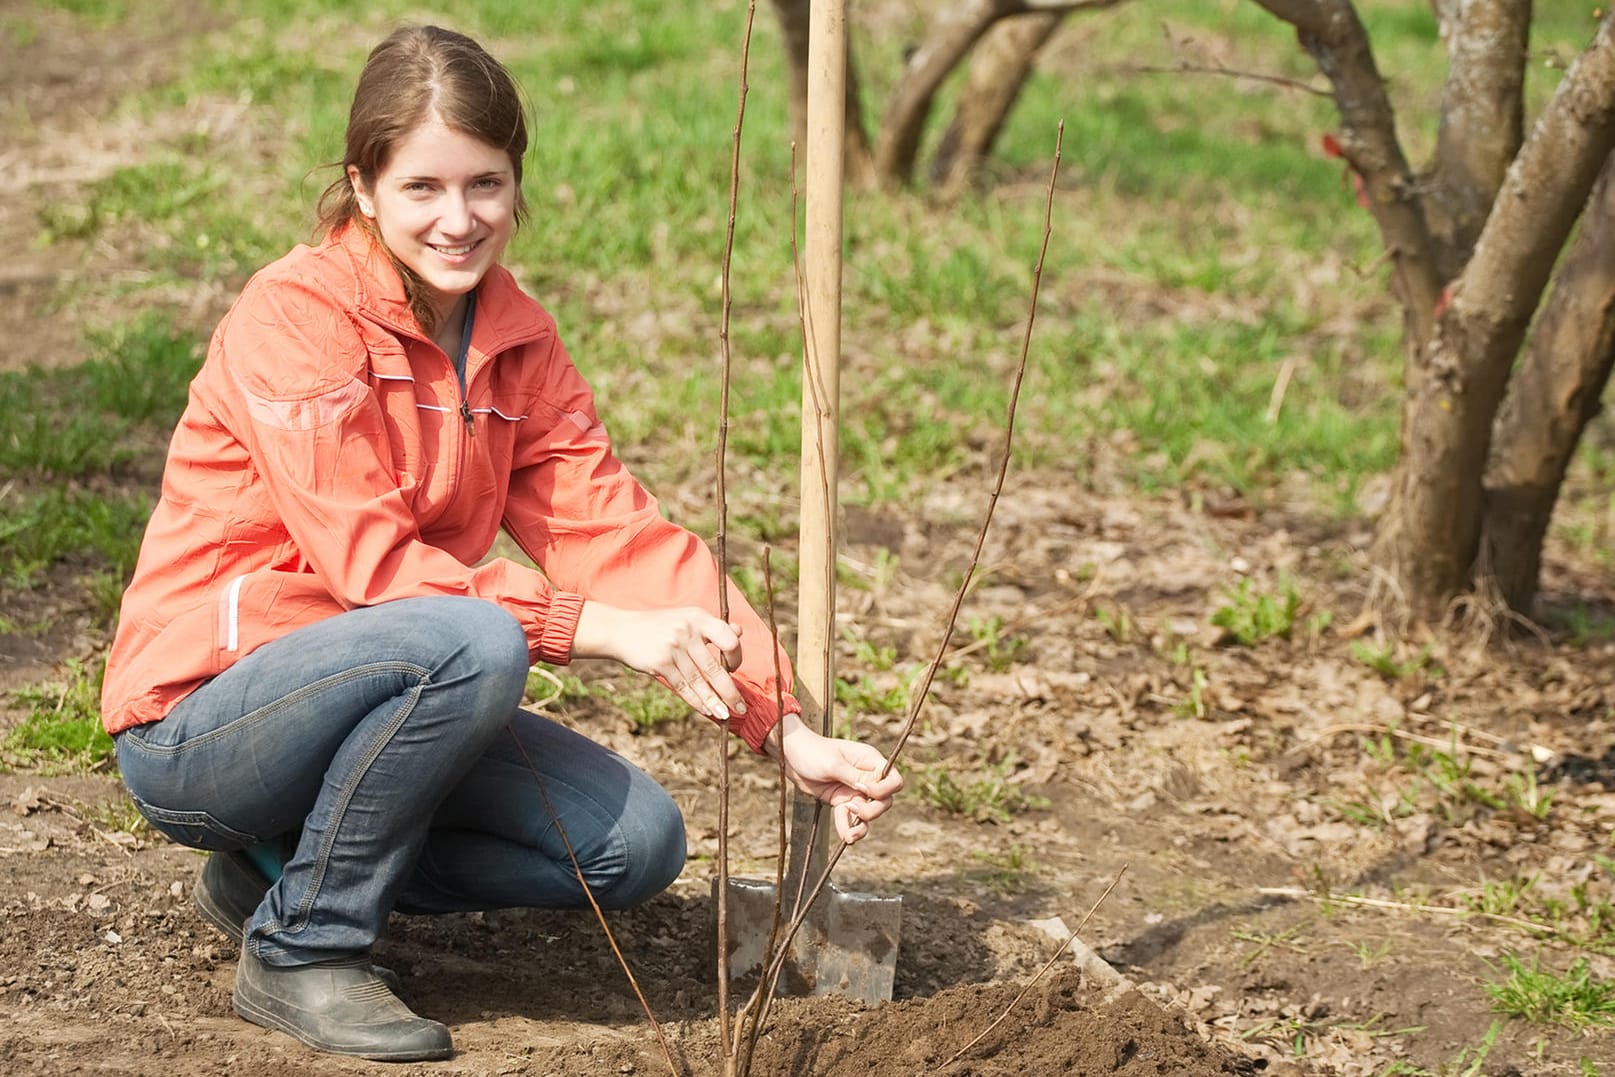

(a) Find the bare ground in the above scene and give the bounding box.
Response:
[4,6,1615,1076]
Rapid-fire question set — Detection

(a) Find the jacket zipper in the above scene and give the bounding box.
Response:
[454,292,477,439]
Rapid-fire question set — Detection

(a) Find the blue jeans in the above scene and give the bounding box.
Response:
[115,596,686,966]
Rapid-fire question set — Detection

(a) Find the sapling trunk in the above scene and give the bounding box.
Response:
[739,122,1067,1057]
[711,2,757,1059]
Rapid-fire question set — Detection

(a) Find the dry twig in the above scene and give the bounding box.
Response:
[506,728,683,1077]
[1258,885,1551,936]
[941,865,1129,1068]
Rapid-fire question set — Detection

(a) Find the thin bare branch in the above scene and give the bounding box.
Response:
[733,548,792,1075]
[1122,60,1331,96]
[942,865,1128,1068]
[506,728,682,1077]
[1247,0,1444,344]
[713,4,758,1054]
[879,120,1063,779]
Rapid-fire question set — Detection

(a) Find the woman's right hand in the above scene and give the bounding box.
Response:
[573,600,748,721]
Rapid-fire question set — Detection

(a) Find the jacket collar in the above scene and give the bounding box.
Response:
[327,223,551,354]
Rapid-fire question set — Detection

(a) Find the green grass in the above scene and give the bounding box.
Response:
[17,0,1607,775]
[3,659,114,772]
[614,684,689,734]
[1211,576,1301,646]
[26,0,1442,516]
[1377,1020,1500,1077]
[0,311,195,589]
[32,0,1592,523]
[914,755,1050,824]
[1486,955,1615,1029]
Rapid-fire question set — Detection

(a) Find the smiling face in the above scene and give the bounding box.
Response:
[349,116,517,328]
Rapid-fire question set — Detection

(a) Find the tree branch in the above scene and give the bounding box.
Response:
[1249,0,1444,347]
[1480,149,1615,611]
[875,0,1126,184]
[1458,13,1615,331]
[1428,0,1531,272]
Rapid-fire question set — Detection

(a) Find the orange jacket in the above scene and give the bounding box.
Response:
[102,225,796,752]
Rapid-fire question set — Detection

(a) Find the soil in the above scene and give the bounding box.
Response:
[4,7,1615,1077]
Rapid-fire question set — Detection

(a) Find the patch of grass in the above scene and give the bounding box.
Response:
[1174,664,1210,719]
[3,659,113,772]
[1378,1020,1500,1076]
[87,796,150,838]
[964,615,1028,673]
[37,158,221,243]
[968,841,1037,895]
[82,312,203,423]
[0,488,150,586]
[914,755,1049,824]
[0,374,128,477]
[524,664,591,710]
[30,0,1433,521]
[38,0,128,21]
[1352,640,1442,681]
[842,628,898,672]
[835,667,917,718]
[1337,727,1557,832]
[1211,576,1300,646]
[1553,604,1615,647]
[1094,604,1133,644]
[613,683,688,735]
[0,312,200,480]
[1485,955,1615,1029]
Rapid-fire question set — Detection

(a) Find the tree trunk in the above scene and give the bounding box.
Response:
[1374,13,1615,619]
[1479,152,1615,614]
[1425,0,1531,279]
[874,0,1125,186]
[930,11,1065,196]
[770,0,874,187]
[875,0,1006,185]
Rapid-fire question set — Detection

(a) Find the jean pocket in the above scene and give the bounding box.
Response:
[128,793,258,851]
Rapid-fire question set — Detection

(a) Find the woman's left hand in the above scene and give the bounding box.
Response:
[765,713,904,844]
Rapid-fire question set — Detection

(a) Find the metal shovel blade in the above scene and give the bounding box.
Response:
[715,875,901,1002]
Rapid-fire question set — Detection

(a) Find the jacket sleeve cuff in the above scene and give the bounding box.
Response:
[536,590,587,664]
[732,683,800,755]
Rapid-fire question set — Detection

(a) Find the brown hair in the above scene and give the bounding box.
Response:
[317,25,530,336]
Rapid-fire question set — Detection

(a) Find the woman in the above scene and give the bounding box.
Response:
[102,24,902,1063]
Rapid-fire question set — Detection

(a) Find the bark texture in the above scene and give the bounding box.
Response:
[1427,0,1531,277]
[1480,153,1615,612]
[1251,0,1445,346]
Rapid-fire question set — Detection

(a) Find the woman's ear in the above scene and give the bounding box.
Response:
[347,165,375,218]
